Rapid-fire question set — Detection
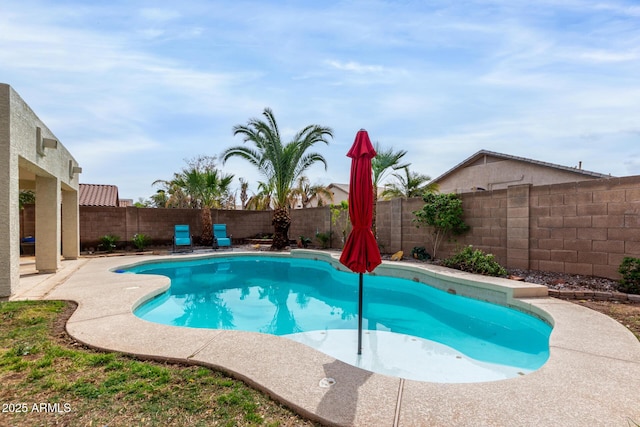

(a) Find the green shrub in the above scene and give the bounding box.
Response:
[413,193,469,259]
[618,257,640,295]
[98,234,119,253]
[411,246,431,261]
[315,231,332,249]
[19,190,35,209]
[298,236,312,248]
[442,245,507,277]
[132,233,151,251]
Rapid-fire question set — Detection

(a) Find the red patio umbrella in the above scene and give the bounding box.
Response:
[339,129,382,355]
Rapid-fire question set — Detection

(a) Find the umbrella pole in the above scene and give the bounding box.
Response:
[358,272,363,355]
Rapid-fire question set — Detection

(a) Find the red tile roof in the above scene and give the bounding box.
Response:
[79,184,120,207]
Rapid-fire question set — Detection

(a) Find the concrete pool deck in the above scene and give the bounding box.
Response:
[13,252,640,426]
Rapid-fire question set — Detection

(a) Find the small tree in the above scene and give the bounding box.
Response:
[329,201,350,247]
[413,193,469,259]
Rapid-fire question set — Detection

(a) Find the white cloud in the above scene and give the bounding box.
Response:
[2,0,639,200]
[578,50,639,63]
[326,60,385,74]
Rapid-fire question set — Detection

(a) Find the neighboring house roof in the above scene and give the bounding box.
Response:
[79,184,120,207]
[328,183,350,195]
[432,149,612,186]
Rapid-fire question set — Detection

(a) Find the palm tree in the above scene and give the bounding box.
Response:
[173,168,234,245]
[381,167,439,199]
[289,176,333,208]
[152,178,192,208]
[222,108,333,249]
[153,167,234,245]
[147,190,168,208]
[370,143,410,237]
[239,178,249,209]
[245,180,274,211]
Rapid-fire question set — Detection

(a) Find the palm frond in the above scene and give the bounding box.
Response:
[225,108,332,209]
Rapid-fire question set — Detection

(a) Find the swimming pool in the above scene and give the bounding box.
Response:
[125,253,552,382]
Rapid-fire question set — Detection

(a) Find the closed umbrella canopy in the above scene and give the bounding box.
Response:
[339,129,382,273]
[339,129,382,355]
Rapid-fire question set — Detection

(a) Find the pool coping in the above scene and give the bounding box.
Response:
[14,250,640,426]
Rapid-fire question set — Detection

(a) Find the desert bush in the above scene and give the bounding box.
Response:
[442,245,506,277]
[411,246,431,261]
[315,231,332,249]
[618,257,640,295]
[298,236,312,248]
[132,233,152,251]
[98,234,119,253]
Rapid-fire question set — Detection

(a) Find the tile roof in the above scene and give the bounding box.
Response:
[79,184,120,207]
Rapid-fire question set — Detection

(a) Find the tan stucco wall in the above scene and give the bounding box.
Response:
[436,158,602,193]
[1,83,81,297]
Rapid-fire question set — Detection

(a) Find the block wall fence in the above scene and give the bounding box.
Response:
[19,174,640,280]
[376,175,640,280]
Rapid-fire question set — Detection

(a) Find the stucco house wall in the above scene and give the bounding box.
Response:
[1,83,81,297]
[434,150,610,194]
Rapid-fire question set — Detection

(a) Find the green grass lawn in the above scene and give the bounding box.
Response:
[0,300,318,427]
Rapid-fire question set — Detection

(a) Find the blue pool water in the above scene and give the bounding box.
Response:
[126,255,552,382]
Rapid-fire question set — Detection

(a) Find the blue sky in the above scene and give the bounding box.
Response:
[2,0,640,201]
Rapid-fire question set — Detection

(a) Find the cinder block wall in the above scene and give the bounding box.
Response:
[378,175,640,280]
[79,207,201,248]
[290,207,331,245]
[21,174,640,280]
[212,209,273,242]
[78,207,273,248]
[528,176,640,278]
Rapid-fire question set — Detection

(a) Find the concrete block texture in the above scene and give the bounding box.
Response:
[65,175,640,281]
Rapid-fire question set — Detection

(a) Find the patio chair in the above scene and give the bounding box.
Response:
[173,224,193,252]
[213,224,232,250]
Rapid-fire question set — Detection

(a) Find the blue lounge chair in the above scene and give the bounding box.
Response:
[213,224,232,249]
[173,224,193,252]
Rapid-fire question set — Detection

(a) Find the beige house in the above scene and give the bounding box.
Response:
[327,183,350,205]
[306,183,386,207]
[1,83,82,297]
[432,150,611,194]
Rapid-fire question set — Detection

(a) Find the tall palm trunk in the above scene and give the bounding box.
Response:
[201,208,213,246]
[271,207,291,250]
